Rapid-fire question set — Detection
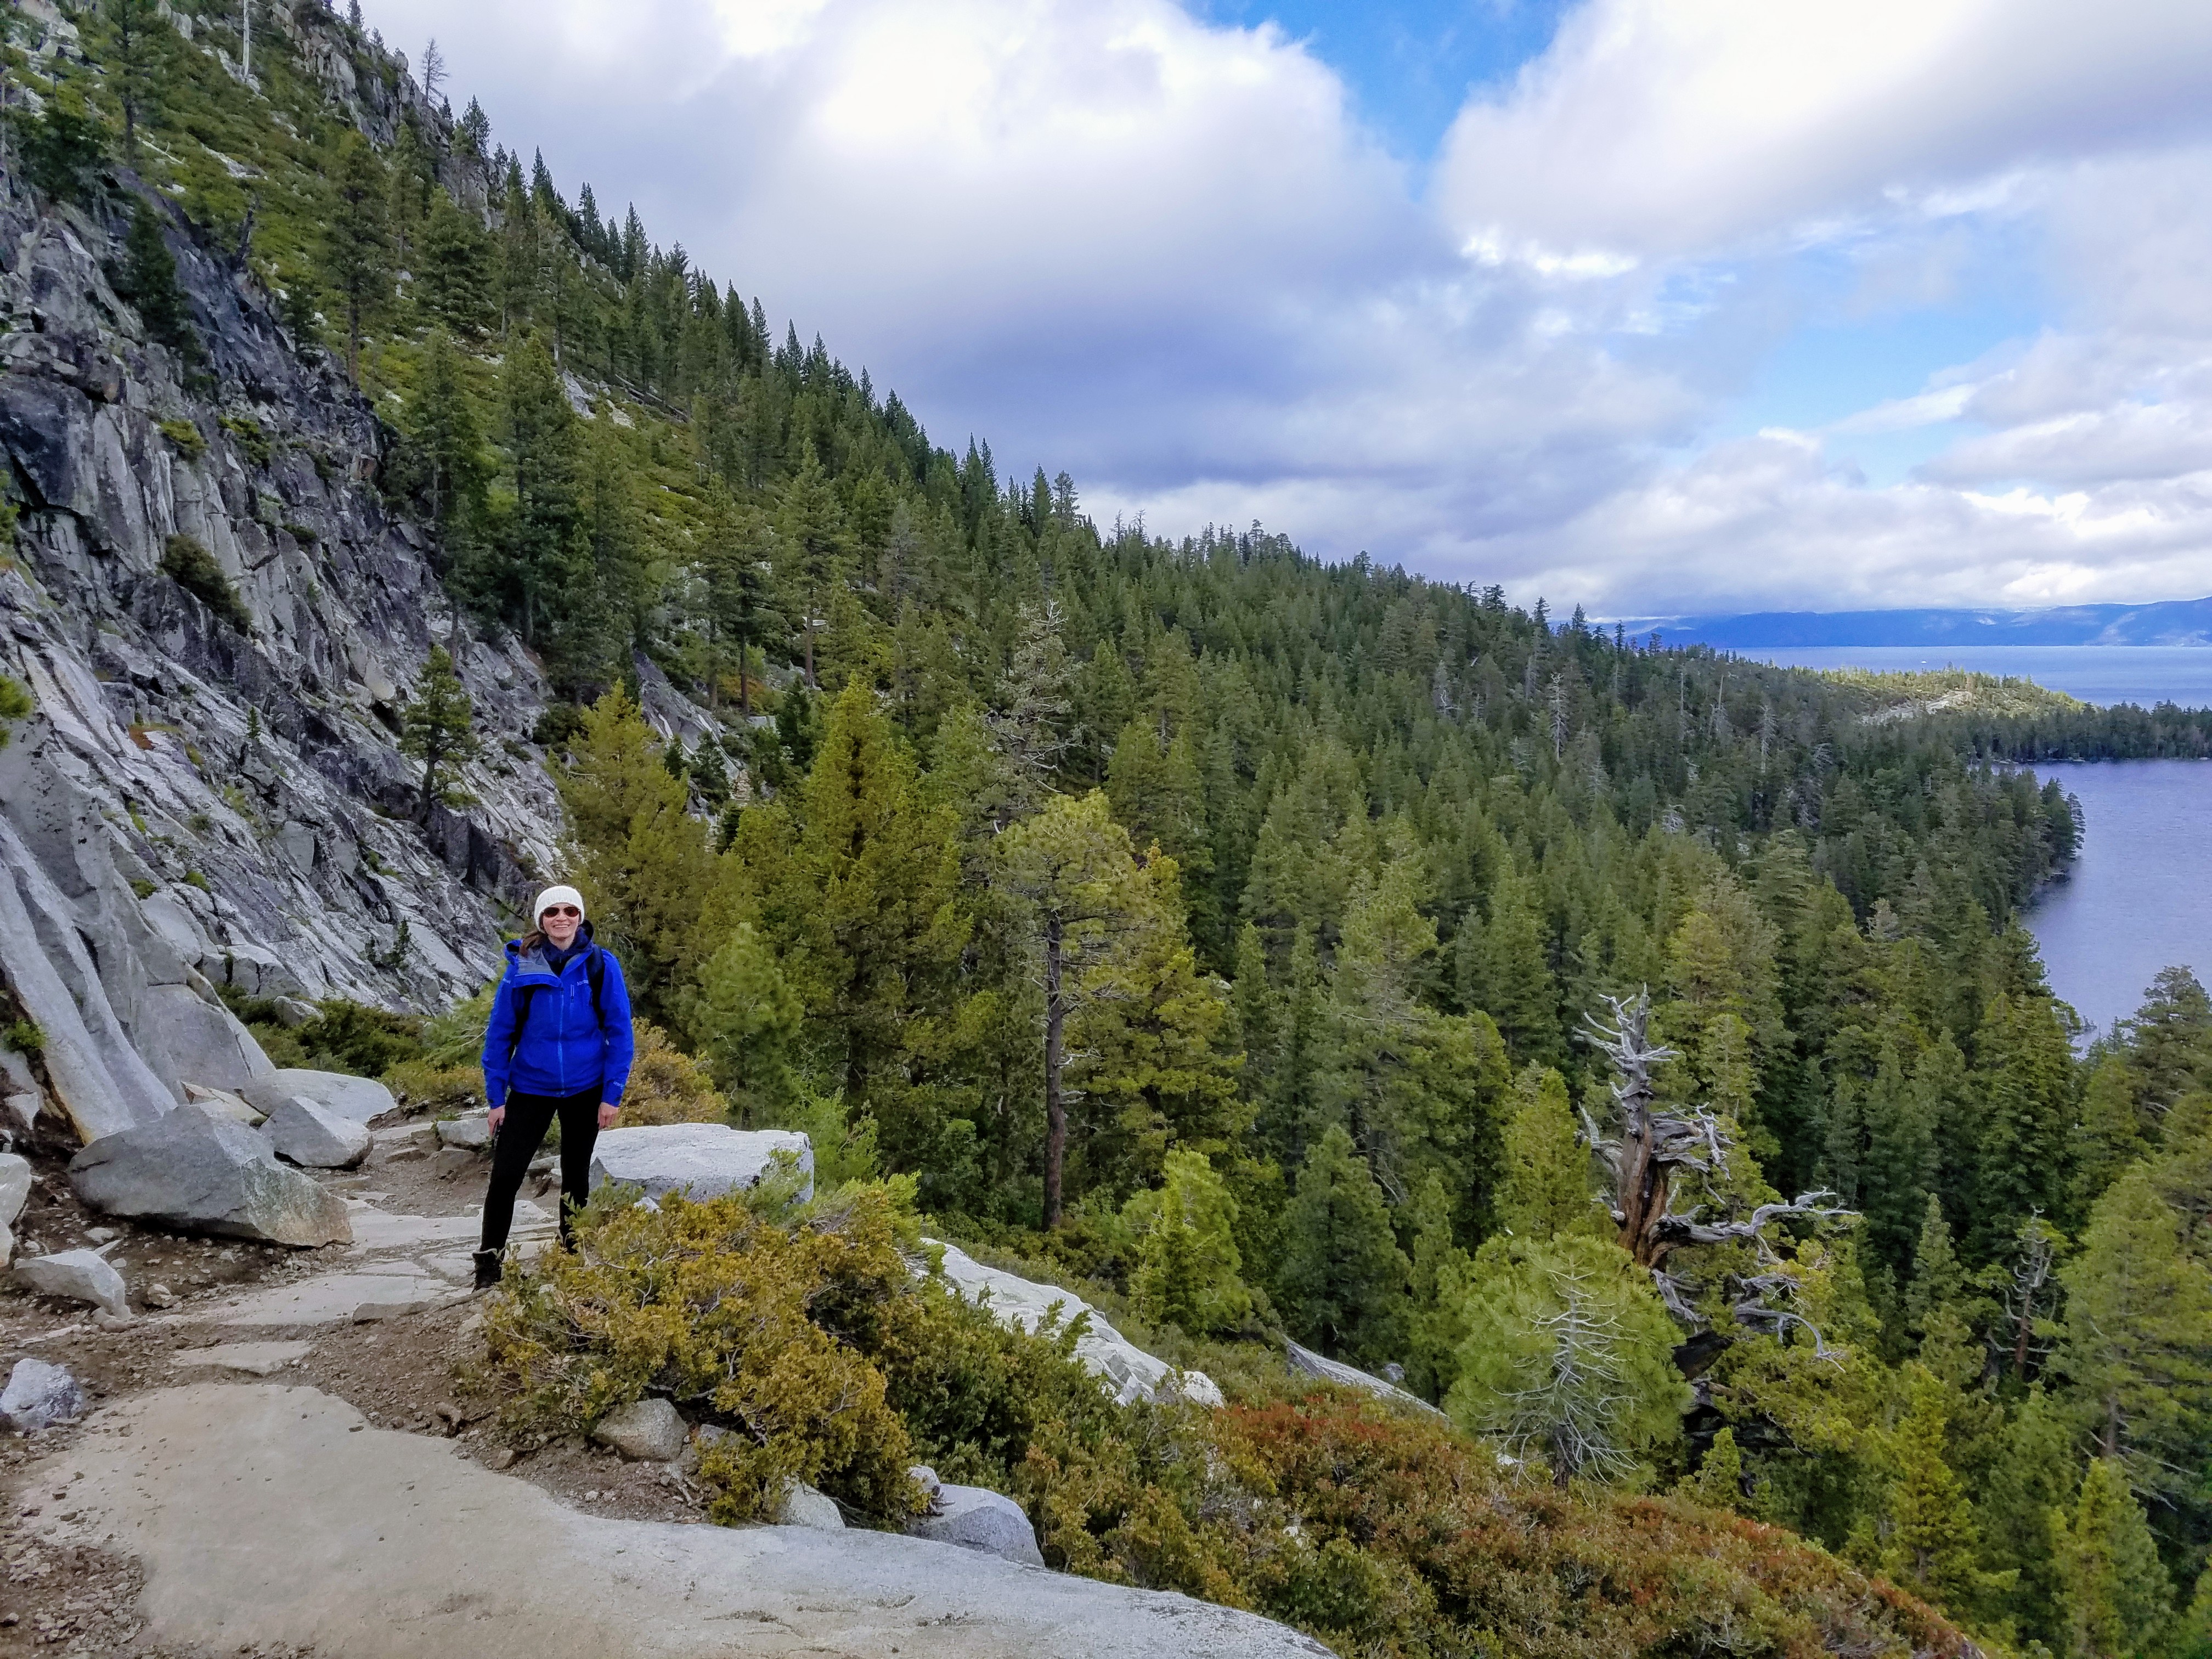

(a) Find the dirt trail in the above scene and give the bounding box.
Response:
[2,1121,1325,1659]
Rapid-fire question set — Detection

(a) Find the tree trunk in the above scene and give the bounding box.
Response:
[1043,912,1065,1229]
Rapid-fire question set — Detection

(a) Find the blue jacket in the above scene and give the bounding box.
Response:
[480,926,635,1108]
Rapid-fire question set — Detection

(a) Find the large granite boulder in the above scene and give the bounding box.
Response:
[241,1069,396,1125]
[589,1124,813,1204]
[259,1096,371,1169]
[906,1465,1043,1566]
[923,1240,1224,1409]
[591,1396,686,1462]
[0,1357,85,1431]
[0,1151,30,1226]
[14,1245,128,1314]
[70,1107,351,1245]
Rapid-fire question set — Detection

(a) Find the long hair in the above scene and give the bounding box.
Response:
[518,928,547,953]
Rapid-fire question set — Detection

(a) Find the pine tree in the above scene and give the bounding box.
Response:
[1447,1231,1687,1488]
[2121,966,2212,1128]
[2058,1165,2212,1505]
[1068,849,1240,1196]
[101,0,168,161]
[1984,1383,2079,1649]
[408,329,486,582]
[1124,1148,1252,1335]
[555,687,725,1029]
[992,791,1149,1227]
[1878,1365,2008,1622]
[397,645,479,822]
[690,921,803,1125]
[2052,1457,2172,1659]
[416,188,490,335]
[496,335,593,678]
[747,681,968,1154]
[775,449,848,689]
[1456,855,1560,1065]
[1903,1195,1966,1345]
[1496,1064,1596,1242]
[2076,1052,2149,1216]
[324,132,390,381]
[1277,1123,1411,1366]
[694,483,779,715]
[1404,1167,1475,1402]
[1976,990,2079,1256]
[1675,1425,1751,1514]
[115,199,197,358]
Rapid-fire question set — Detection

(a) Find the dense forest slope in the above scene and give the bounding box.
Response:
[7,3,2212,1657]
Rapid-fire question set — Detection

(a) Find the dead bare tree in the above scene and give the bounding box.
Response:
[1582,990,1855,1351]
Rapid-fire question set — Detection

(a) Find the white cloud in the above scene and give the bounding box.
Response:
[1434,0,2212,265]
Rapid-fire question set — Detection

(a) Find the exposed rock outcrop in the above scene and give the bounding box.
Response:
[69,1107,352,1245]
[923,1239,1225,1409]
[589,1124,814,1204]
[0,152,562,1143]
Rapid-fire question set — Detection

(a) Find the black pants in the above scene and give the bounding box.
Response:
[480,1087,602,1253]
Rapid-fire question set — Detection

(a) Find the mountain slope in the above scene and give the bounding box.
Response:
[1624,595,2212,647]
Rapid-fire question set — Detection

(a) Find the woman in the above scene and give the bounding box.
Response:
[473,885,635,1289]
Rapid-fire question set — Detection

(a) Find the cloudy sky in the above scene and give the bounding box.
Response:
[361,0,2212,614]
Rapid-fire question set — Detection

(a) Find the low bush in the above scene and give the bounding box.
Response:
[617,1022,727,1124]
[470,1183,1977,1659]
[159,535,252,633]
[382,1059,481,1114]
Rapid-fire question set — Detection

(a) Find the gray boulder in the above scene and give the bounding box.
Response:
[261,1096,371,1169]
[70,1107,351,1246]
[241,1069,397,1125]
[437,1110,493,1150]
[14,1244,128,1314]
[185,1084,266,1126]
[906,1465,1043,1566]
[924,1240,1224,1409]
[0,1150,29,1225]
[777,1482,845,1531]
[590,1124,813,1204]
[591,1396,687,1462]
[1,1217,13,1268]
[0,1357,85,1431]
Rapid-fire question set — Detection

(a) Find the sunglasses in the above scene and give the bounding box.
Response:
[542,906,582,919]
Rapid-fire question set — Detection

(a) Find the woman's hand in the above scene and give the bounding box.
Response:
[487,1105,505,1134]
[598,1102,620,1131]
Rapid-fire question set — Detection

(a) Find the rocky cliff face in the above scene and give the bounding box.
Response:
[0,154,559,1138]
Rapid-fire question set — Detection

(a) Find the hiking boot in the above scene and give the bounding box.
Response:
[472,1250,502,1291]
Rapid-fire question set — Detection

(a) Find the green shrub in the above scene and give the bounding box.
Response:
[286,999,425,1076]
[219,415,273,467]
[160,535,252,633]
[528,701,591,749]
[479,1182,931,1527]
[471,1183,1979,1659]
[382,1059,482,1114]
[618,1021,730,1125]
[15,94,104,204]
[157,419,207,459]
[4,1020,43,1058]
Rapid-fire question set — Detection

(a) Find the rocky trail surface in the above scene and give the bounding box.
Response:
[1,1120,1327,1659]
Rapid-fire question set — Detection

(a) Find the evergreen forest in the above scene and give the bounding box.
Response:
[14,5,2212,1655]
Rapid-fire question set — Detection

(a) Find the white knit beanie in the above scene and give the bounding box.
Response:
[533,884,585,926]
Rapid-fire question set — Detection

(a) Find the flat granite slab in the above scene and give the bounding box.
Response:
[33,1384,1330,1659]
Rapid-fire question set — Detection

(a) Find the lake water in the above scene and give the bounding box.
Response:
[1747,645,2212,709]
[1730,645,2212,1034]
[2026,761,2212,1035]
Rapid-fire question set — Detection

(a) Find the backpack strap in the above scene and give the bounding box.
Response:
[506,981,540,1062]
[588,950,606,1026]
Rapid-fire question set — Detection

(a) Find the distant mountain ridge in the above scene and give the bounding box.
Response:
[1619,595,2212,648]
